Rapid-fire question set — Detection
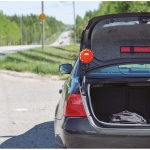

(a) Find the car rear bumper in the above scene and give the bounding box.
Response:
[55,117,150,148]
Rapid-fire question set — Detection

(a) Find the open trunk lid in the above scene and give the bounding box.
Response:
[80,12,150,75]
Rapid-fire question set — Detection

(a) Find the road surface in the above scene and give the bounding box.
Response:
[0,45,41,56]
[0,70,64,148]
[50,31,72,46]
[0,31,71,56]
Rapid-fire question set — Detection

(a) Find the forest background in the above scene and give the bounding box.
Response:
[0,1,150,46]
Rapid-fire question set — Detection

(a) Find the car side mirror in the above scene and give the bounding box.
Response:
[59,64,73,74]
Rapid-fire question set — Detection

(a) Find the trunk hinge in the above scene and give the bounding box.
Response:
[79,62,89,95]
[79,63,88,84]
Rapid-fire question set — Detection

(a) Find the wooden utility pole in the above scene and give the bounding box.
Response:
[73,1,76,45]
[42,1,44,49]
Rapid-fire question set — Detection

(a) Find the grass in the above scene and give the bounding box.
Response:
[0,45,80,78]
[45,31,61,45]
[69,34,80,46]
[70,36,74,45]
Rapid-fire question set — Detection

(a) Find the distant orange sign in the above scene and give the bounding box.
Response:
[73,28,77,34]
[39,13,46,20]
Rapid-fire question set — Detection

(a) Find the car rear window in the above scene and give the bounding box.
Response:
[87,63,150,76]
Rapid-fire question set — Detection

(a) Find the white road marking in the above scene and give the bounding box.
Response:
[15,108,28,111]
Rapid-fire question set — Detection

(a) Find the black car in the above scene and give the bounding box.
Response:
[54,13,150,148]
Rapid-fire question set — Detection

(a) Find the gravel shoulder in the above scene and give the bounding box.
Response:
[0,70,64,148]
[0,70,61,81]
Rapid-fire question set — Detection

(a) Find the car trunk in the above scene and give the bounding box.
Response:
[81,13,150,126]
[89,82,150,124]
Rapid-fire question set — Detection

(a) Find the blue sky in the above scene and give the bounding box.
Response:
[0,1,101,24]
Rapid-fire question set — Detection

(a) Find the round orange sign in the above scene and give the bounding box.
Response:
[39,13,46,20]
[73,28,77,34]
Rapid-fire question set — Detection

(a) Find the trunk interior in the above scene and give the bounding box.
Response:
[90,83,150,124]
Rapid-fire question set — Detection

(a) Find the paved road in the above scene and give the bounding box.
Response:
[0,45,41,56]
[0,70,64,148]
[0,31,71,56]
[50,31,72,46]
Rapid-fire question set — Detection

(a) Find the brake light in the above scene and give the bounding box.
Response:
[64,94,86,117]
[121,46,150,53]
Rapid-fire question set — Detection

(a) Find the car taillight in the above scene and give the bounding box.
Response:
[64,94,87,117]
[121,46,150,53]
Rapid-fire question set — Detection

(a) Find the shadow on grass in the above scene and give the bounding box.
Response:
[18,52,61,63]
[53,46,79,53]
[3,56,28,63]
[30,49,77,61]
[0,121,55,148]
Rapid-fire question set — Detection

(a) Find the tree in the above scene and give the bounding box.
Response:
[75,1,150,42]
[0,10,66,46]
[76,15,84,43]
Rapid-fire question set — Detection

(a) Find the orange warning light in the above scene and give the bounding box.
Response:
[79,49,94,63]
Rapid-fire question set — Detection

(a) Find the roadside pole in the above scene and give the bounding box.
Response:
[34,24,36,44]
[39,6,46,49]
[42,1,44,49]
[73,1,76,45]
[20,16,23,45]
[39,5,46,49]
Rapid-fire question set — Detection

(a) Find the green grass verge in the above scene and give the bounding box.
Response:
[70,35,75,45]
[0,45,79,77]
[45,31,61,45]
[69,33,80,46]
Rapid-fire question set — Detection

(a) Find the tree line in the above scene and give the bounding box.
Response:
[0,11,65,46]
[76,1,150,43]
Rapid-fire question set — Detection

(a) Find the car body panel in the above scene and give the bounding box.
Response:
[55,117,150,148]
